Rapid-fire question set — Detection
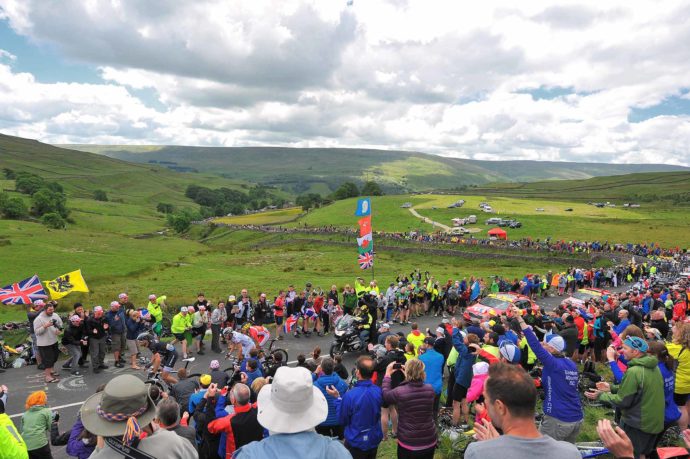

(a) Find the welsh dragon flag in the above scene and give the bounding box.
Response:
[355,198,373,270]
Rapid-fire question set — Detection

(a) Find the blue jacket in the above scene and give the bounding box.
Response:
[524,327,583,422]
[245,368,263,387]
[314,373,349,426]
[418,348,444,395]
[659,362,682,424]
[105,308,126,334]
[125,317,146,340]
[235,431,351,459]
[333,379,383,451]
[452,328,475,388]
[614,318,631,336]
[188,389,207,415]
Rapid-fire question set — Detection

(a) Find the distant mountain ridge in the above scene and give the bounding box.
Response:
[58,143,689,195]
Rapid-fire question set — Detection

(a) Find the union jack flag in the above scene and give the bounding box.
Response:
[358,252,374,270]
[0,274,48,305]
[283,314,299,334]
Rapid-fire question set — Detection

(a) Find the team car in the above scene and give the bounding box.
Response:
[464,292,540,321]
[564,287,611,307]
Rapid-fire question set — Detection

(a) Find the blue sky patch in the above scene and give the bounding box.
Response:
[628,90,690,123]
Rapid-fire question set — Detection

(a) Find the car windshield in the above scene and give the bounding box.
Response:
[479,297,512,311]
[572,291,598,301]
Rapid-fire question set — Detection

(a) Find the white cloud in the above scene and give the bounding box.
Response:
[0,0,688,165]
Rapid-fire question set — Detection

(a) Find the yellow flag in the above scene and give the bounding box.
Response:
[44,269,89,299]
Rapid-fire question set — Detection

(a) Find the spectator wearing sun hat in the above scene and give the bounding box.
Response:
[513,305,583,443]
[235,366,350,459]
[82,374,196,459]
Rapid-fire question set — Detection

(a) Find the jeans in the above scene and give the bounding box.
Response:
[359,330,370,348]
[346,444,377,459]
[90,337,106,368]
[63,344,81,372]
[211,323,222,352]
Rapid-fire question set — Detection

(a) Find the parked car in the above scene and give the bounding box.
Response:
[565,208,573,212]
[447,227,469,235]
[482,206,493,213]
[535,208,545,212]
[401,202,412,208]
[467,215,477,224]
[485,217,502,225]
[564,287,611,307]
[509,221,522,228]
[465,293,540,321]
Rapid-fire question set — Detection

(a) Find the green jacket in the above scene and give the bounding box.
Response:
[599,355,664,434]
[171,312,189,334]
[147,295,166,323]
[0,413,28,459]
[20,405,50,451]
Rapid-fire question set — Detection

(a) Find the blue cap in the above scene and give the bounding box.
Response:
[499,341,522,364]
[624,336,649,353]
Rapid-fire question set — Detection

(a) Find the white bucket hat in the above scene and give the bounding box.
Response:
[257,366,327,434]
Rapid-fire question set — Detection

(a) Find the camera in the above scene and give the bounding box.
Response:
[52,319,63,330]
[393,363,403,370]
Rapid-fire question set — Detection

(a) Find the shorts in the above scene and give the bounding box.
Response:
[38,343,60,368]
[620,421,659,457]
[191,326,206,337]
[452,384,468,402]
[152,322,162,335]
[275,316,284,325]
[674,393,690,406]
[110,332,127,354]
[173,333,186,341]
[162,351,178,372]
[302,309,316,319]
[127,339,139,356]
[539,414,583,443]
[578,342,593,353]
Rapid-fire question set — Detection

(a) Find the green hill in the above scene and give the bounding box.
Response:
[63,144,687,194]
[469,171,690,201]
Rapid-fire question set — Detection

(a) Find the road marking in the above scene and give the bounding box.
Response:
[9,400,85,419]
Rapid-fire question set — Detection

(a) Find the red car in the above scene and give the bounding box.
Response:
[464,292,540,321]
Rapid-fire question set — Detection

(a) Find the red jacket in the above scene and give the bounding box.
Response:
[207,403,258,459]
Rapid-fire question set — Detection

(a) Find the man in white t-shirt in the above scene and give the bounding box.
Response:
[464,362,580,459]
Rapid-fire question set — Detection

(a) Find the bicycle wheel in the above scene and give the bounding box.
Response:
[271,348,288,364]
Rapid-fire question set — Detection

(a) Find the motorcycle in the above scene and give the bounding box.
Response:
[329,314,364,357]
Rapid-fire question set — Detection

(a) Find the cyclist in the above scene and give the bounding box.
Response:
[223,327,256,361]
[244,322,271,348]
[137,333,179,385]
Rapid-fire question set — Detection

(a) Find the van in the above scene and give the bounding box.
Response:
[467,215,477,224]
[486,217,501,225]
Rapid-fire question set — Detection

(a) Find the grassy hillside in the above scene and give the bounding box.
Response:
[289,194,690,247]
[64,143,687,194]
[469,171,690,201]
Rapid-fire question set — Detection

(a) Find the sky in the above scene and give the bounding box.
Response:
[1,0,689,165]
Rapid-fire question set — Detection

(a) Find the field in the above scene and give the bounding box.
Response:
[213,207,303,226]
[287,194,690,248]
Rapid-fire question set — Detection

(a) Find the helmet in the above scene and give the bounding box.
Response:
[222,327,234,337]
[241,323,252,333]
[360,304,369,313]
[136,332,152,344]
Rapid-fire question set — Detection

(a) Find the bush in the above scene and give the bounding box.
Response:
[156,203,175,214]
[93,189,108,201]
[0,196,28,219]
[41,212,66,229]
[332,182,360,200]
[361,181,384,196]
[166,209,200,233]
[15,173,45,195]
[32,188,69,218]
[3,168,15,179]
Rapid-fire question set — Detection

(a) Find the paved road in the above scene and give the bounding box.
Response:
[407,207,451,231]
[3,285,624,458]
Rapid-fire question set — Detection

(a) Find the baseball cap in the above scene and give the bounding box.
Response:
[148,294,156,300]
[180,306,188,313]
[381,323,390,330]
[118,293,127,300]
[499,341,522,364]
[435,326,445,335]
[110,301,120,308]
[423,337,436,346]
[624,336,649,353]
[69,315,81,323]
[228,295,236,301]
[544,334,565,353]
[199,374,212,386]
[210,360,220,370]
[33,299,45,307]
[93,306,103,313]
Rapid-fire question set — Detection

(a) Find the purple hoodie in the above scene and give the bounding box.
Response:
[66,416,95,459]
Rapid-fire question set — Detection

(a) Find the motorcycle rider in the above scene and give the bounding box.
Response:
[355,303,374,348]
